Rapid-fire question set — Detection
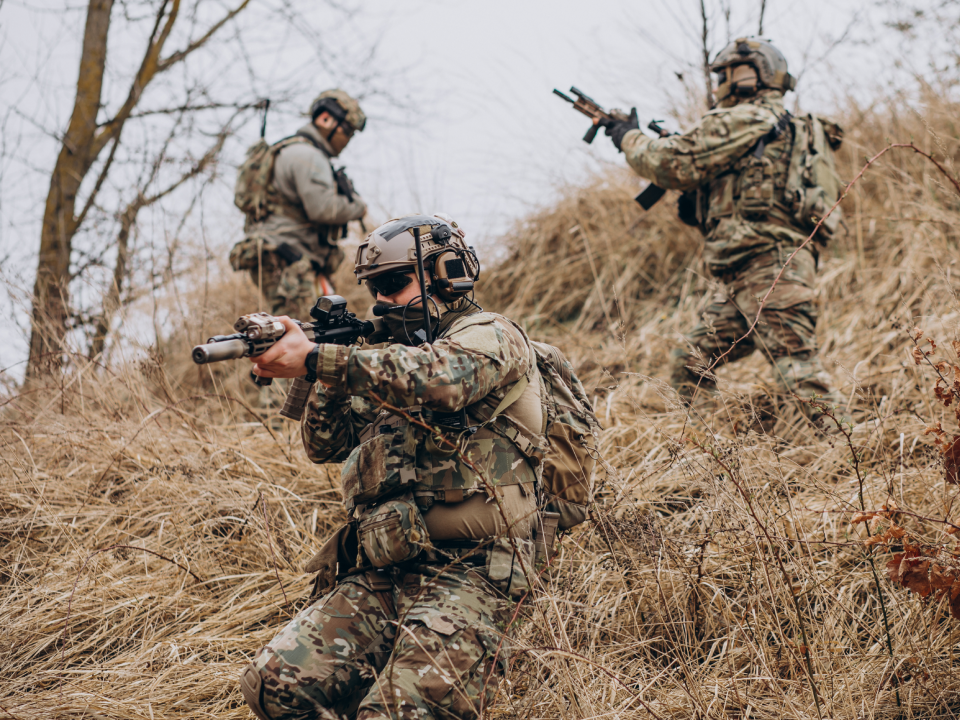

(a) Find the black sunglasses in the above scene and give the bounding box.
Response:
[367,272,414,297]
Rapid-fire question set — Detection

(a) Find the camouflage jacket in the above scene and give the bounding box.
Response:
[620,91,809,274]
[301,311,542,513]
[245,123,366,259]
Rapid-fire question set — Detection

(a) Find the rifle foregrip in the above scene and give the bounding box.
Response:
[280,377,314,421]
[583,124,600,144]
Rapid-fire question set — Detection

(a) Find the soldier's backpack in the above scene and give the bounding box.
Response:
[530,341,602,531]
[234,135,314,223]
[784,114,844,241]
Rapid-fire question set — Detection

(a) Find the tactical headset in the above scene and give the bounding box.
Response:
[356,215,480,304]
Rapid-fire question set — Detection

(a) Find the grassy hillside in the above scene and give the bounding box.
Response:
[4,87,960,719]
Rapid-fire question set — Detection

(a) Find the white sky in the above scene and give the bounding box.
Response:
[0,0,912,375]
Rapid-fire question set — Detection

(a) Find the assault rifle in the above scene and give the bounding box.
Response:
[192,295,375,420]
[553,87,676,210]
[552,86,630,144]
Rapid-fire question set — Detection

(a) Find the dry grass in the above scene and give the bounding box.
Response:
[5,86,960,719]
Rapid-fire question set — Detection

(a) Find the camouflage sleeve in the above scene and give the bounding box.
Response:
[619,102,779,191]
[313,318,532,413]
[301,383,379,463]
[275,145,366,225]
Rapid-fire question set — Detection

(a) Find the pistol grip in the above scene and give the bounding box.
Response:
[583,124,599,144]
[280,377,313,421]
[251,370,273,387]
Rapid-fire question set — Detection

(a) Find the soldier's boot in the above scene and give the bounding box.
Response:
[668,347,717,404]
[773,354,839,426]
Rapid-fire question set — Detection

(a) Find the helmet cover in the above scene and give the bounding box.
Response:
[711,37,796,101]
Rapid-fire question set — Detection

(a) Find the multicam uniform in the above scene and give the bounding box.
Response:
[241,307,545,720]
[231,123,367,319]
[620,90,833,400]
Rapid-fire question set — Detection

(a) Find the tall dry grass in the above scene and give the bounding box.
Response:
[4,85,960,719]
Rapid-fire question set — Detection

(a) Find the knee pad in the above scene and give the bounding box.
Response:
[240,665,272,720]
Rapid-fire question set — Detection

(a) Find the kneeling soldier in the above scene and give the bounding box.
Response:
[239,214,546,720]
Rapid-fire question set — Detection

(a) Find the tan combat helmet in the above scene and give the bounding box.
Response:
[308,89,367,133]
[711,37,796,102]
[355,214,479,302]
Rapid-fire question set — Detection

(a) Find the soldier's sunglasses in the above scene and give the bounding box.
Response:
[367,272,415,297]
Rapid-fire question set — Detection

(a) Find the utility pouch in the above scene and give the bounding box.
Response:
[275,242,303,266]
[534,511,561,566]
[795,185,841,239]
[229,237,272,272]
[358,494,429,569]
[341,416,419,511]
[305,522,362,600]
[738,155,776,217]
[485,537,536,599]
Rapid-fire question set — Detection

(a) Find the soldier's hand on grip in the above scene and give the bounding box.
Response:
[250,317,317,379]
[605,107,639,151]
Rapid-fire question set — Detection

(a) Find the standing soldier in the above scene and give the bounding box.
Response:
[238,214,547,720]
[603,38,842,411]
[231,90,368,319]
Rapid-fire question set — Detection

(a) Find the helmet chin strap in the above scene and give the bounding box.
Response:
[327,119,343,143]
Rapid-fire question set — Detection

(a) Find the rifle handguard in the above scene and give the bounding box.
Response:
[280,377,314,421]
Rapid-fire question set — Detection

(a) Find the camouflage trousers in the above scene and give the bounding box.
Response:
[241,565,511,720]
[670,247,832,402]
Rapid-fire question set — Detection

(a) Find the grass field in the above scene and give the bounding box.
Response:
[4,87,960,718]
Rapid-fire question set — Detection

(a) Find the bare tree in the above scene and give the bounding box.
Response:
[26,0,249,378]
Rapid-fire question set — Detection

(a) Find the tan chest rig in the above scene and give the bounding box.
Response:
[340,322,545,517]
[696,113,794,233]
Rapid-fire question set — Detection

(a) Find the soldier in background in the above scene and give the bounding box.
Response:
[238,214,545,720]
[231,89,368,319]
[603,38,842,414]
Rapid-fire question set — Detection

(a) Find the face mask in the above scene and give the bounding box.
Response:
[375,302,438,345]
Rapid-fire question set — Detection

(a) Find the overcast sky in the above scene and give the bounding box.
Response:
[0,0,916,374]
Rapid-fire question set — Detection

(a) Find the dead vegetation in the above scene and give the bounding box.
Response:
[5,86,960,719]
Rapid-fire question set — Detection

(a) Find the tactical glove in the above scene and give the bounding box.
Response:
[605,107,639,151]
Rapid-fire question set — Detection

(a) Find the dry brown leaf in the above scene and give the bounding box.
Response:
[851,511,878,524]
[952,340,960,360]
[913,346,925,365]
[913,327,925,342]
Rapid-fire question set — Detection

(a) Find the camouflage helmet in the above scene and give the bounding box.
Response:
[308,89,367,132]
[711,37,796,101]
[355,213,479,301]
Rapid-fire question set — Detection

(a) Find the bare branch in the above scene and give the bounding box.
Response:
[758,0,767,35]
[699,0,714,110]
[158,0,252,71]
